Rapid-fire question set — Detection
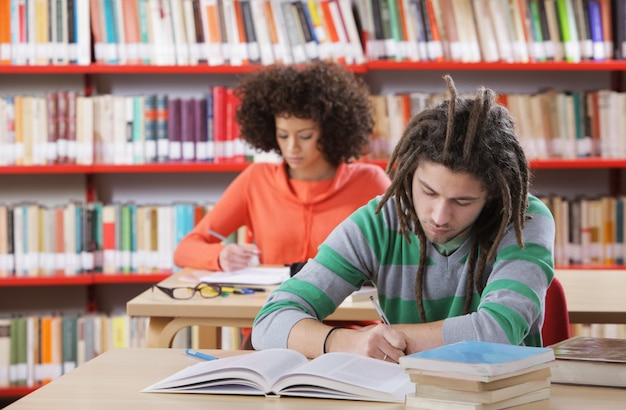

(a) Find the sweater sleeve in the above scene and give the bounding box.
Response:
[172,166,255,271]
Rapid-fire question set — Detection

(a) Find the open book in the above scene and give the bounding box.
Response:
[195,266,290,285]
[143,348,413,402]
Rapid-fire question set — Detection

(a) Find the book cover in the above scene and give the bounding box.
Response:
[167,97,182,161]
[180,97,196,161]
[409,366,552,392]
[336,0,366,63]
[405,387,550,410]
[0,0,11,64]
[587,0,605,61]
[250,0,275,64]
[233,0,251,64]
[413,377,550,404]
[240,0,261,63]
[550,336,626,387]
[200,0,225,66]
[194,97,208,161]
[181,0,199,64]
[399,341,555,377]
[143,348,413,402]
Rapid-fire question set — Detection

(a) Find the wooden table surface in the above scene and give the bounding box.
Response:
[6,348,626,410]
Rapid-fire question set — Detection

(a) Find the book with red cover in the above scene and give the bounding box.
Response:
[211,86,227,162]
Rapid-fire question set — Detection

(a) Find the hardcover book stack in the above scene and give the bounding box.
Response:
[399,341,556,410]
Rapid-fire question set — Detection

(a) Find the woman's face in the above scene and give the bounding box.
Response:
[275,115,331,180]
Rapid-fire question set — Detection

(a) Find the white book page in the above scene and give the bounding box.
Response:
[273,353,413,402]
[143,349,307,393]
[197,266,290,285]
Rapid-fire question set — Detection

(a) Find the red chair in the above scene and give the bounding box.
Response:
[541,277,571,346]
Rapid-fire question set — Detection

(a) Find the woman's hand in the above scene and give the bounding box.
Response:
[218,244,260,272]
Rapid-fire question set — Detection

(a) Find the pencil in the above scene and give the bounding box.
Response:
[369,295,391,326]
[208,229,235,243]
[208,229,261,257]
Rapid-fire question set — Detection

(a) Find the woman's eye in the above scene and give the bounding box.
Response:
[299,134,313,140]
[277,134,288,139]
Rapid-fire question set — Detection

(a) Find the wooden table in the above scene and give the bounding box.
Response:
[6,348,626,410]
[126,268,626,348]
[126,268,380,348]
[554,269,626,324]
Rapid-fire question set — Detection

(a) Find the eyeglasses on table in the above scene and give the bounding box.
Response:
[152,282,222,300]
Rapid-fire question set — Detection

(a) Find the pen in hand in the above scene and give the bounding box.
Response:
[208,229,261,254]
[185,349,218,361]
[369,295,391,326]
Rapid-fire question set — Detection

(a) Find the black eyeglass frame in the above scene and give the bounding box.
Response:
[152,282,222,300]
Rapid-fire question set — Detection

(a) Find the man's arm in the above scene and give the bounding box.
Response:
[288,318,444,361]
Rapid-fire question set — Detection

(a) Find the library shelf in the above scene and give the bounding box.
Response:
[0,386,37,398]
[0,273,170,287]
[366,60,626,71]
[0,63,369,75]
[4,61,626,74]
[2,159,626,175]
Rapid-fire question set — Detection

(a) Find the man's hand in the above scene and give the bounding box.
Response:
[326,324,410,363]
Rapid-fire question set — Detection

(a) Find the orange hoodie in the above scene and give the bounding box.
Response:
[173,161,391,271]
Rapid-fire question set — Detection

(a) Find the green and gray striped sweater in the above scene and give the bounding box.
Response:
[252,194,555,349]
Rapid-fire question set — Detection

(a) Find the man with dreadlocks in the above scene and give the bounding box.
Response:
[251,75,555,363]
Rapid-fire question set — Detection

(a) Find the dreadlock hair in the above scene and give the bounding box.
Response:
[375,75,530,322]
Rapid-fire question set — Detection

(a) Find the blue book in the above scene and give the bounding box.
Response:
[399,341,555,378]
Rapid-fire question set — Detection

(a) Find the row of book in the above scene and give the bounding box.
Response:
[0,201,249,278]
[89,0,365,66]
[0,87,260,166]
[3,86,626,166]
[359,0,625,63]
[4,0,626,66]
[1,193,626,279]
[0,0,365,66]
[371,87,625,161]
[543,195,626,267]
[0,314,149,388]
[0,0,92,66]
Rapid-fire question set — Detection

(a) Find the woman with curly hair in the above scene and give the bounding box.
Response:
[173,61,390,272]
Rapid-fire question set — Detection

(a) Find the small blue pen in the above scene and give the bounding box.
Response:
[185,349,218,361]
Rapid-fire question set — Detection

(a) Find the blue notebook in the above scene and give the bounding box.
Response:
[399,341,555,377]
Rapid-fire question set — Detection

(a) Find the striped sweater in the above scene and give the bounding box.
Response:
[252,194,555,349]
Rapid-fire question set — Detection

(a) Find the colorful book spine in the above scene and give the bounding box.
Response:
[194,97,208,161]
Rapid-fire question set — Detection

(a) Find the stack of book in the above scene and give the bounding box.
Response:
[399,341,556,410]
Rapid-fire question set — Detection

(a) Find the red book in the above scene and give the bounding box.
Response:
[102,204,117,274]
[211,86,227,162]
[225,88,244,163]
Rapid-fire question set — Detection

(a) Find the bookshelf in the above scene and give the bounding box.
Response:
[2,0,626,400]
[2,64,626,400]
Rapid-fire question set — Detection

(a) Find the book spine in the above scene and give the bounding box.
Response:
[587,0,604,60]
[181,97,196,161]
[194,97,208,161]
[168,97,182,161]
